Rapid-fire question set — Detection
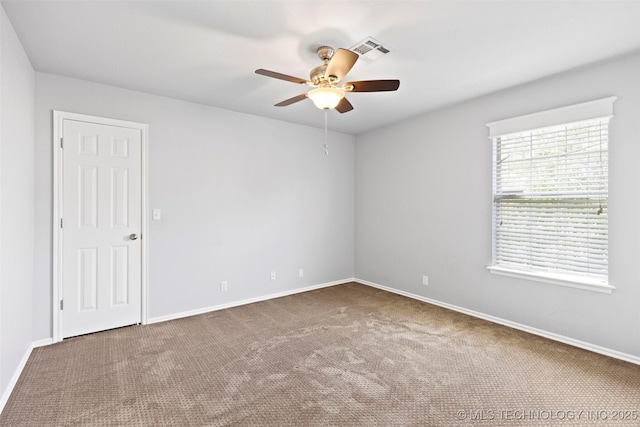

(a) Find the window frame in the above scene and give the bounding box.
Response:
[486,97,617,294]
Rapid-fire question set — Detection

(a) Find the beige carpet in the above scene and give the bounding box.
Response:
[1,282,639,426]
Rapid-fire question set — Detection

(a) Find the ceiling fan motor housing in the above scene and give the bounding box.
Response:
[310,65,329,85]
[311,46,339,84]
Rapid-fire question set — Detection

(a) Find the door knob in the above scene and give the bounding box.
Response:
[129,233,139,240]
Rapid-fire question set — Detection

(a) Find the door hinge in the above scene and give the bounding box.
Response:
[60,299,64,310]
[60,218,64,228]
[60,137,64,149]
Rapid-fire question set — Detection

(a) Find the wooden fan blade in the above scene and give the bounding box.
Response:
[274,93,308,107]
[324,48,358,82]
[335,97,354,114]
[344,80,400,92]
[255,69,309,85]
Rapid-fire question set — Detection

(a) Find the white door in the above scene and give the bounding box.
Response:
[60,118,143,338]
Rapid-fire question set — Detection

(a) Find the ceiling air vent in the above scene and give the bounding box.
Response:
[349,37,390,63]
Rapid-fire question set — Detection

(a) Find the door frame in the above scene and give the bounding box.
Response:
[52,110,149,342]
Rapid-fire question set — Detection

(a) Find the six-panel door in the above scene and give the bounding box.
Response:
[62,119,142,338]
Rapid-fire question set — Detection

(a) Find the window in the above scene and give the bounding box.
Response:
[487,97,617,293]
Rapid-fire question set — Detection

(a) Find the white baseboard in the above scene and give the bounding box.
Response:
[148,278,355,325]
[355,278,640,366]
[1,338,52,413]
[32,338,54,348]
[0,342,35,414]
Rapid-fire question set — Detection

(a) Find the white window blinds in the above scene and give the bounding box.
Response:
[487,97,616,287]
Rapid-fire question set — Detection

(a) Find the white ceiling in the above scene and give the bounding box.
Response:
[3,1,640,135]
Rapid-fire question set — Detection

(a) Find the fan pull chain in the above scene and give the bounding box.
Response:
[324,110,329,155]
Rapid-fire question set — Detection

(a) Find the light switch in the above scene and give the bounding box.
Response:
[152,209,161,220]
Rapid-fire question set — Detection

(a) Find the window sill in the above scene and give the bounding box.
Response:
[487,266,615,294]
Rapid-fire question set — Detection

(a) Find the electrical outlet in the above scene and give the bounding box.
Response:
[270,271,276,281]
[422,275,429,286]
[220,281,228,292]
[299,268,304,278]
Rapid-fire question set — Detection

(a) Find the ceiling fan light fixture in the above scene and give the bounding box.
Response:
[308,86,344,110]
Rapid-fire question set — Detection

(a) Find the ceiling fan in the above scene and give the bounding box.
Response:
[255,45,400,113]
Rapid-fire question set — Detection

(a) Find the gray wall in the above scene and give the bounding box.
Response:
[0,6,34,398]
[33,73,355,340]
[355,52,640,357]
